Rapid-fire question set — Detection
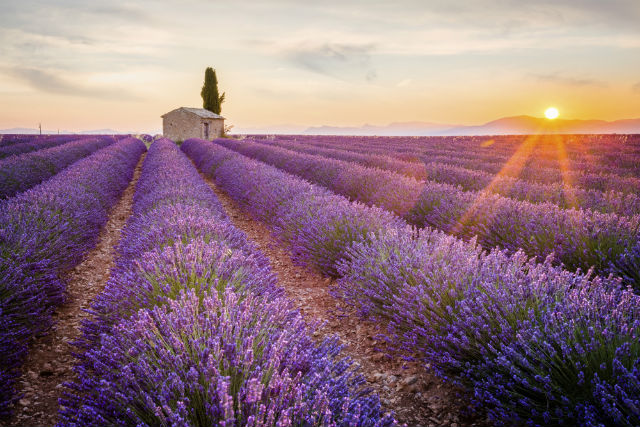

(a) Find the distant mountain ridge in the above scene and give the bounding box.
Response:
[303,116,640,136]
[303,121,456,136]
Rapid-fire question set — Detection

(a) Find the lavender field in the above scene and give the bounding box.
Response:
[1,134,640,426]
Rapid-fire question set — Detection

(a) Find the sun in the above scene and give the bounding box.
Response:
[545,107,559,120]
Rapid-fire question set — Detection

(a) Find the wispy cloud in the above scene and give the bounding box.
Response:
[2,67,141,100]
[282,42,377,81]
[530,72,607,87]
[89,4,155,24]
[330,0,640,33]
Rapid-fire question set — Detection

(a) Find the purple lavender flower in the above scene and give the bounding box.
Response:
[260,137,640,216]
[474,283,640,426]
[0,136,118,199]
[64,139,394,426]
[182,138,404,277]
[61,290,395,427]
[337,226,639,426]
[210,138,639,288]
[0,135,83,159]
[182,137,640,426]
[0,137,145,415]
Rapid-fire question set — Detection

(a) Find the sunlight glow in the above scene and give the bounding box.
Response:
[545,107,559,119]
[451,134,541,236]
[480,139,495,147]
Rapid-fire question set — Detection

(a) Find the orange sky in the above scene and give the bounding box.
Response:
[1,1,639,133]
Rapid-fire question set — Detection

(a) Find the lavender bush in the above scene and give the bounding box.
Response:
[0,137,145,415]
[474,284,640,426]
[77,138,276,345]
[0,135,82,159]
[62,290,393,427]
[611,241,640,287]
[0,134,36,147]
[62,139,395,426]
[184,138,640,426]
[337,228,639,426]
[0,317,25,417]
[0,136,117,199]
[182,138,404,277]
[82,233,280,345]
[265,138,640,216]
[266,134,640,190]
[214,138,640,287]
[336,228,577,377]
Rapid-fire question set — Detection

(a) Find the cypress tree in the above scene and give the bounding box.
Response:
[201,67,225,114]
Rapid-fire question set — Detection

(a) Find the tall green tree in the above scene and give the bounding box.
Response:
[201,67,225,114]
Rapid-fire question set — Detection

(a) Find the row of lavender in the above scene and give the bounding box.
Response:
[412,150,640,189]
[0,135,35,146]
[257,134,640,158]
[0,136,120,199]
[0,135,84,159]
[342,137,640,177]
[0,134,75,147]
[382,134,640,173]
[260,133,640,161]
[266,135,640,194]
[0,138,146,416]
[260,138,640,216]
[264,134,640,178]
[184,137,640,427]
[59,139,394,426]
[214,138,640,288]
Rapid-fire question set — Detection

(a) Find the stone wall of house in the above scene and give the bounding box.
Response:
[208,119,224,139]
[162,109,201,142]
[162,109,224,141]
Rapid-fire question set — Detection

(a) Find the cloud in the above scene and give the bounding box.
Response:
[336,0,640,33]
[2,67,141,100]
[282,42,377,81]
[89,4,154,23]
[633,82,640,93]
[531,72,607,87]
[396,78,412,87]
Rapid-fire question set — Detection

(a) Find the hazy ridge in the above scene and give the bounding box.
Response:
[302,116,640,136]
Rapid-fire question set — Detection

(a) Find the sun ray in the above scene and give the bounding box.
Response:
[552,134,578,209]
[451,133,542,237]
[480,139,495,148]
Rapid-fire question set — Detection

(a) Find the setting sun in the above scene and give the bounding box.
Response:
[545,107,559,119]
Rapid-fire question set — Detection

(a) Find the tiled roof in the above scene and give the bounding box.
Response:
[162,107,224,119]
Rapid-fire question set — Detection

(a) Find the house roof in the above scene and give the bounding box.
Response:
[162,107,224,120]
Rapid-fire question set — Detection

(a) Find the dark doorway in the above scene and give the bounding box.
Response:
[203,122,210,139]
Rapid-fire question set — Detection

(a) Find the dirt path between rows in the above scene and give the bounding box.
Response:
[203,176,487,427]
[4,155,144,427]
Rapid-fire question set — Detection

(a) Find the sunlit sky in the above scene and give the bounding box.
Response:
[1,0,639,133]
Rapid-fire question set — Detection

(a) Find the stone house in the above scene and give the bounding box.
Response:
[161,107,225,141]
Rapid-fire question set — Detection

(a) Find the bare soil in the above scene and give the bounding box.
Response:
[204,177,489,427]
[3,156,144,427]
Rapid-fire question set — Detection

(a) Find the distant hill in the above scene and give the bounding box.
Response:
[0,128,44,134]
[304,121,456,136]
[302,116,640,136]
[235,124,309,134]
[442,116,640,135]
